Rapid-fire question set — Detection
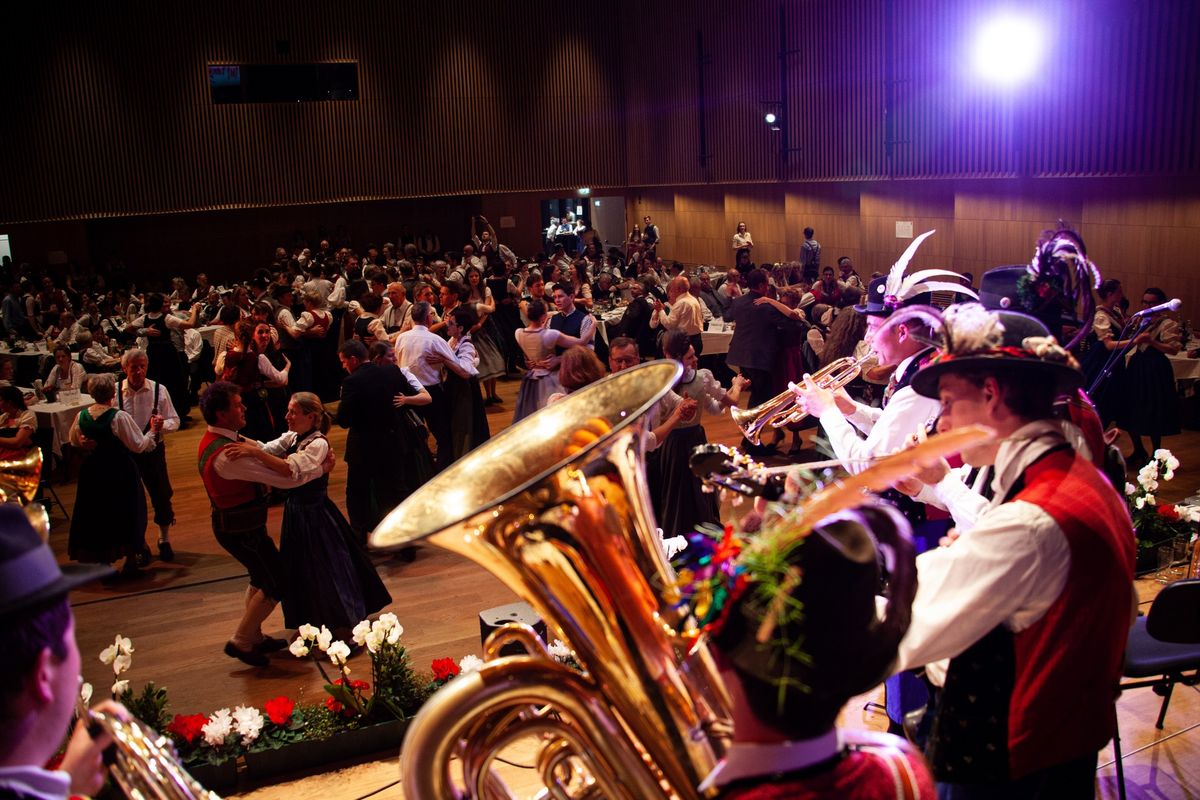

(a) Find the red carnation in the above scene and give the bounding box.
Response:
[167,713,208,745]
[1159,503,1181,521]
[263,696,295,725]
[431,658,460,682]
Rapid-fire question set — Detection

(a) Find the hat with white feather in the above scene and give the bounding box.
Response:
[854,230,977,316]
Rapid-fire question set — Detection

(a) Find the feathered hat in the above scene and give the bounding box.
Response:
[977,226,1102,349]
[909,302,1084,398]
[855,230,977,316]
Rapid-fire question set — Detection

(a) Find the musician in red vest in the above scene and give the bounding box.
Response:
[197,381,331,668]
[896,304,1136,797]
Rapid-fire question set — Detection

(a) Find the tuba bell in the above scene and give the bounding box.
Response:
[0,445,50,539]
[372,361,732,799]
[82,708,221,800]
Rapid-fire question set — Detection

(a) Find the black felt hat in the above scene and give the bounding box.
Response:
[0,504,112,615]
[910,305,1084,399]
[711,505,917,739]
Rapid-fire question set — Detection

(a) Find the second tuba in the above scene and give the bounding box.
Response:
[372,361,731,799]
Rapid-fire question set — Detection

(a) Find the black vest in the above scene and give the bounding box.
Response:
[549,307,585,354]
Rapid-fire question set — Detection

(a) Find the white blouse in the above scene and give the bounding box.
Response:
[259,430,330,488]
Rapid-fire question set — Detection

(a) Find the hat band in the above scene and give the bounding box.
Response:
[0,545,63,608]
[924,345,1042,368]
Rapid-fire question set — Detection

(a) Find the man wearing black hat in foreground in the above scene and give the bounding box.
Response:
[0,506,129,799]
[889,303,1134,797]
[678,504,934,798]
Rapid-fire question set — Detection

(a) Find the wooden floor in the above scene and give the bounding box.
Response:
[53,372,1200,799]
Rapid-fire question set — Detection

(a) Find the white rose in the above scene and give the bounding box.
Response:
[202,709,233,747]
[297,624,319,641]
[1124,482,1136,496]
[232,705,264,744]
[80,682,93,706]
[288,638,310,658]
[1134,497,1146,510]
[326,640,351,666]
[112,652,132,675]
[458,654,485,674]
[111,679,129,697]
[351,620,371,647]
[316,626,333,652]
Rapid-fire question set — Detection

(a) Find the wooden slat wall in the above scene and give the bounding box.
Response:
[0,1,627,225]
[627,177,1200,332]
[622,0,1200,186]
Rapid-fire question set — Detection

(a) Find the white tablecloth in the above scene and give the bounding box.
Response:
[30,393,93,457]
[1170,352,1200,382]
[594,310,734,356]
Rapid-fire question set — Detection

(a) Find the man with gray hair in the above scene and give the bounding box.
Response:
[117,348,180,561]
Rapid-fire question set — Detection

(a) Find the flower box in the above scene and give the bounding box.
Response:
[242,719,408,782]
[185,758,240,794]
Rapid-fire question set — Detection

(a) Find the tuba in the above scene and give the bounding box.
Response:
[0,445,50,539]
[731,351,872,445]
[81,708,220,800]
[372,361,732,799]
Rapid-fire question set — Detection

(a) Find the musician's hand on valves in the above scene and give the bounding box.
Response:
[790,374,837,418]
[60,699,130,796]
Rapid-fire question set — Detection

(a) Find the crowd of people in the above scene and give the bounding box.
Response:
[0,218,1189,799]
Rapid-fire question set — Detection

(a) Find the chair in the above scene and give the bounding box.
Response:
[1112,579,1200,800]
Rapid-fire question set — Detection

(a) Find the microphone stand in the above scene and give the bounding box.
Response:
[1086,314,1151,397]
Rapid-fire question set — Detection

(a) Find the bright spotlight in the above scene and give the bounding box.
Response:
[972,13,1043,86]
[764,112,777,125]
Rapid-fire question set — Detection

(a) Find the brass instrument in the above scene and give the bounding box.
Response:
[0,445,49,539]
[731,351,873,445]
[372,361,732,799]
[85,709,220,800]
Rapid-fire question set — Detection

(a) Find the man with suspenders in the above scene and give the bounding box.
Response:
[116,349,178,562]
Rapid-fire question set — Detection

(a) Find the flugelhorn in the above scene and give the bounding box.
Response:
[731,351,873,445]
[81,708,220,800]
[372,361,732,799]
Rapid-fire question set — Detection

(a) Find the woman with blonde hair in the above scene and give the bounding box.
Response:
[225,391,390,639]
[546,346,606,405]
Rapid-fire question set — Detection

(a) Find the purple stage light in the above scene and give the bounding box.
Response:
[971,13,1043,86]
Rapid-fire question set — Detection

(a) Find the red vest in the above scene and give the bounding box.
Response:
[197,430,261,510]
[1006,449,1135,776]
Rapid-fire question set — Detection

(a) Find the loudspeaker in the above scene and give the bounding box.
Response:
[478,601,546,656]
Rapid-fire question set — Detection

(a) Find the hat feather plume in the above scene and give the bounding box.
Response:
[941,302,1005,356]
[885,230,938,297]
[1029,226,1101,350]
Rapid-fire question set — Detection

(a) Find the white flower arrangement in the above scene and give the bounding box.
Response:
[111,679,129,696]
[326,641,352,667]
[232,705,264,744]
[458,654,485,675]
[202,708,234,747]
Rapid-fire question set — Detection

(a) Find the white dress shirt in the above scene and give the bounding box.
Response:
[394,324,466,386]
[45,362,87,393]
[0,765,71,800]
[204,425,319,489]
[69,407,158,452]
[894,421,1076,675]
[651,292,704,336]
[117,378,180,433]
[818,354,940,472]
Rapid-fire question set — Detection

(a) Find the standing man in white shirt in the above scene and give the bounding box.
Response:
[116,349,180,562]
[394,301,474,472]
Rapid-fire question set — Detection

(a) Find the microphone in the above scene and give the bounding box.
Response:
[1132,298,1181,318]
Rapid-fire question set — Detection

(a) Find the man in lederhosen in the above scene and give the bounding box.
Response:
[117,348,178,563]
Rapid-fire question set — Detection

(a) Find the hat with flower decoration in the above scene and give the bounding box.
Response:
[977,226,1102,350]
[673,504,917,738]
[910,303,1084,399]
[855,230,977,316]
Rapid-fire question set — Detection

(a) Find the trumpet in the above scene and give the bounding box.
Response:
[731,351,873,445]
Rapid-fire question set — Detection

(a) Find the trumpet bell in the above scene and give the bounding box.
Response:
[373,361,731,799]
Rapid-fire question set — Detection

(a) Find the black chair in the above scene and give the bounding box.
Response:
[1112,578,1200,800]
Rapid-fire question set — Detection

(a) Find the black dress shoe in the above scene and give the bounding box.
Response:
[254,636,289,653]
[224,641,269,668]
[157,540,175,562]
[134,546,153,568]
